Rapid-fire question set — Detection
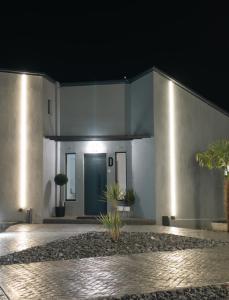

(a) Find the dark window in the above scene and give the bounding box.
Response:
[48,99,52,115]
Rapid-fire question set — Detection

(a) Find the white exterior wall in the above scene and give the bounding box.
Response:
[154,71,229,228]
[0,72,44,222]
[43,138,56,218]
[130,72,154,135]
[132,138,155,219]
[60,83,127,136]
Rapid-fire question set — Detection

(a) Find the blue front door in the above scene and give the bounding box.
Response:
[84,154,107,215]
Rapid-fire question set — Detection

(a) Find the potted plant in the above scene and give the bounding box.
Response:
[196,139,229,231]
[125,189,135,206]
[54,173,68,217]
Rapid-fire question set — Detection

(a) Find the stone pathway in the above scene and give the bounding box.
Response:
[0,224,104,256]
[1,224,229,299]
[1,246,229,299]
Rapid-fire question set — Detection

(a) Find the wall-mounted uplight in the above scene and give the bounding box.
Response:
[86,141,105,153]
[19,74,28,209]
[168,81,177,217]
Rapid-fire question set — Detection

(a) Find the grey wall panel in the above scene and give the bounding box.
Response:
[60,84,126,135]
[42,78,56,136]
[154,71,229,228]
[131,138,155,219]
[43,138,56,218]
[130,72,154,135]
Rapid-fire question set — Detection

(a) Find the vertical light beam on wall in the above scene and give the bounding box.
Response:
[19,74,28,209]
[168,81,176,216]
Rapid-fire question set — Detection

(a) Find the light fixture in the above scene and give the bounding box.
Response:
[168,80,176,217]
[86,141,105,153]
[19,74,28,209]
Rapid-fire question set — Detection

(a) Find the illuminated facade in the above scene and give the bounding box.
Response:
[0,68,228,228]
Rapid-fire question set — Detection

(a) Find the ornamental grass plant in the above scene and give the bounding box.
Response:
[99,184,123,241]
[98,211,122,241]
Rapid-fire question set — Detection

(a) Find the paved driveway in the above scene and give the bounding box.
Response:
[1,224,229,299]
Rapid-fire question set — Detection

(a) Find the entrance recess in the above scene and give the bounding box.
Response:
[84,154,107,215]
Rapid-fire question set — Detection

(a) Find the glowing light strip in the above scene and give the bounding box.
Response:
[19,74,28,209]
[168,81,176,216]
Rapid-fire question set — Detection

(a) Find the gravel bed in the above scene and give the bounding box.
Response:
[100,284,229,299]
[0,231,227,265]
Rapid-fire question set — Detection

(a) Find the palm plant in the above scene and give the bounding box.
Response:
[196,139,229,230]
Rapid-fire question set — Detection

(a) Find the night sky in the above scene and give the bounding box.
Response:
[0,1,229,113]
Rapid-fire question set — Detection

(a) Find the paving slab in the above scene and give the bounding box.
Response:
[1,224,229,299]
[1,224,229,257]
[0,224,104,256]
[1,246,229,299]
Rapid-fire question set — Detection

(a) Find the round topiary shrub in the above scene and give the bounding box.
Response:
[54,174,68,186]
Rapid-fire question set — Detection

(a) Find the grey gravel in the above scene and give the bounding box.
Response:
[0,231,227,265]
[100,284,229,299]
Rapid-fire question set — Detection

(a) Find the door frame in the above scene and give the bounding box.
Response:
[84,153,107,215]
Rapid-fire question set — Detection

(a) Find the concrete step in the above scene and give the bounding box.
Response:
[0,222,18,232]
[43,217,155,225]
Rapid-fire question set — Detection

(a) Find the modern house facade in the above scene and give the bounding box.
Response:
[0,68,228,228]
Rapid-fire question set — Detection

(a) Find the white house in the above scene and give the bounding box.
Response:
[0,67,228,228]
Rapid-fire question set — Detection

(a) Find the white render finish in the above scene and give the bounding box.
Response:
[0,73,43,222]
[0,72,57,223]
[43,138,56,218]
[130,72,154,135]
[132,138,155,219]
[153,71,229,228]
[60,84,127,136]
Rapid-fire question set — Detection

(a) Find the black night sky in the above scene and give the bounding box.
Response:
[0,1,229,113]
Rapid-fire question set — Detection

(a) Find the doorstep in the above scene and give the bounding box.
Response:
[43,216,155,225]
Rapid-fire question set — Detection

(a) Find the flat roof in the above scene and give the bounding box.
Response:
[0,67,228,117]
[0,68,56,83]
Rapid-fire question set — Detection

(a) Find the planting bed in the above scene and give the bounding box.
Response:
[102,284,229,299]
[0,231,227,265]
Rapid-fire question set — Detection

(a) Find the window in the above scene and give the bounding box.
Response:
[115,152,127,192]
[48,99,52,115]
[66,153,76,200]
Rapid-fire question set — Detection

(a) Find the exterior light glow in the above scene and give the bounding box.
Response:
[19,74,28,209]
[168,81,176,216]
[86,141,105,153]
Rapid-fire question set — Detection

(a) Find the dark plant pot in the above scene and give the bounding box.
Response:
[55,206,65,217]
[162,216,170,226]
[117,200,128,206]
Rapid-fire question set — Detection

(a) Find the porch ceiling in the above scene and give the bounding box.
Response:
[45,135,151,141]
